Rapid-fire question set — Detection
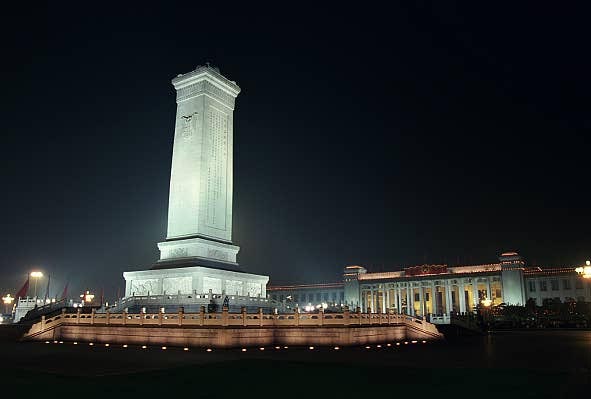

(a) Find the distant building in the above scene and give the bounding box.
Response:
[267,252,591,324]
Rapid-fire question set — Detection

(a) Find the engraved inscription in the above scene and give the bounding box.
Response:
[205,106,228,230]
[180,112,198,140]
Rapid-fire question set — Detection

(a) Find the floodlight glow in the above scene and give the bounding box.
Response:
[30,272,43,278]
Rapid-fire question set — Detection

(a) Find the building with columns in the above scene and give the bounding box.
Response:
[267,252,591,324]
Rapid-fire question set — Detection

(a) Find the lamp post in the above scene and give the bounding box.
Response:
[575,261,591,279]
[30,271,43,299]
[2,294,14,314]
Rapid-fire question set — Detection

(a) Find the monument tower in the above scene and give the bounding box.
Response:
[158,64,240,267]
[122,65,268,309]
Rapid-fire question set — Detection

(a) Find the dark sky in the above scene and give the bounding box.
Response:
[1,3,590,300]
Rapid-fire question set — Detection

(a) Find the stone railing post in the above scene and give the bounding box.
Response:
[200,305,205,326]
[91,309,95,325]
[241,306,247,327]
[76,308,81,324]
[319,307,324,327]
[222,306,229,327]
[357,306,362,325]
[106,310,111,326]
[295,307,300,327]
[258,307,264,327]
[41,315,46,331]
[140,310,144,326]
[158,310,163,326]
[343,306,350,326]
[122,310,127,326]
[178,307,183,327]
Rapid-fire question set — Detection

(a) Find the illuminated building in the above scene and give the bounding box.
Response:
[268,252,591,324]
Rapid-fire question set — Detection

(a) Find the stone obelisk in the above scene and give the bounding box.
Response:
[157,64,240,268]
[123,65,268,304]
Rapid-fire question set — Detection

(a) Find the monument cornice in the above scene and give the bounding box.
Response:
[172,65,240,96]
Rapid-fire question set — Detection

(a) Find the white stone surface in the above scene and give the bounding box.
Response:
[162,65,241,262]
[123,266,269,297]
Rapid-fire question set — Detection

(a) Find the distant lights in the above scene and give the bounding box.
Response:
[274,346,281,350]
[283,346,288,349]
[376,344,382,348]
[404,341,409,345]
[45,341,50,344]
[73,342,78,345]
[53,340,58,344]
[365,346,371,349]
[105,343,110,347]
[411,340,417,344]
[89,343,94,346]
[422,340,427,344]
[396,343,400,346]
[386,343,392,347]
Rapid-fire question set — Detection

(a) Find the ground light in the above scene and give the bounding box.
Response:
[206,348,212,352]
[309,346,314,350]
[334,346,340,350]
[183,347,189,351]
[376,345,382,348]
[241,348,247,352]
[141,345,147,349]
[123,345,128,348]
[259,347,265,351]
[73,342,78,345]
[162,346,167,350]
[89,343,94,346]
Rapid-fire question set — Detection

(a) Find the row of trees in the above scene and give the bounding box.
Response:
[477,298,591,329]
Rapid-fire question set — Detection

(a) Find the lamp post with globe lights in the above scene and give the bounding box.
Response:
[30,271,43,299]
[575,261,591,279]
[2,294,14,315]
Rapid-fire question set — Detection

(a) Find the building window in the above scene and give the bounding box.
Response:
[575,279,583,289]
[540,281,547,291]
[425,293,430,301]
[340,292,344,301]
[308,294,313,302]
[414,293,420,302]
[528,281,536,292]
[323,293,329,301]
[496,289,502,298]
[562,279,571,290]
[550,279,559,291]
[315,293,321,302]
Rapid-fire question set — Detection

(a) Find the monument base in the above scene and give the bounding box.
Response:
[122,258,270,313]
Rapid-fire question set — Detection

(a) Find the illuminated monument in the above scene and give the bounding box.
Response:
[122,65,268,310]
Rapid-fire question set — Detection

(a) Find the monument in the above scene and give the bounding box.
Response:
[121,65,269,311]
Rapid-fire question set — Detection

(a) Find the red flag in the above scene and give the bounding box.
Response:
[60,282,69,301]
[15,276,30,299]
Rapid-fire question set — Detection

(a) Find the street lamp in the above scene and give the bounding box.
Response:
[80,291,94,305]
[2,294,14,314]
[30,271,43,298]
[575,261,591,279]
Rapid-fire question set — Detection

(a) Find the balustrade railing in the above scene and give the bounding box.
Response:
[25,307,440,338]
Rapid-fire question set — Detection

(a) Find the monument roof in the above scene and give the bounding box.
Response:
[172,64,240,94]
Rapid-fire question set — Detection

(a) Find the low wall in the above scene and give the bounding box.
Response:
[23,308,443,347]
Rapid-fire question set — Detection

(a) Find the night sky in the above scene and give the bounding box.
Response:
[2,3,590,300]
